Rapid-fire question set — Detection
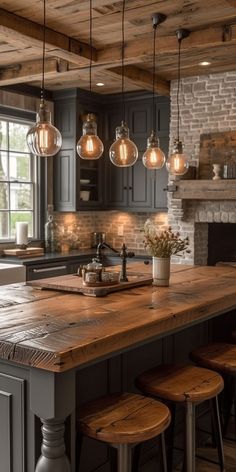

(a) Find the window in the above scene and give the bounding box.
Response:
[0,116,38,241]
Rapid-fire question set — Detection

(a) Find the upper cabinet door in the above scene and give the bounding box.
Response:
[53,91,105,211]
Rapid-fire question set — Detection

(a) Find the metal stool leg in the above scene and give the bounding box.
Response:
[117,444,132,472]
[185,403,195,472]
[167,403,176,472]
[211,396,225,472]
[161,432,168,472]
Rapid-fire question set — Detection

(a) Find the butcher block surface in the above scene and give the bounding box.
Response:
[27,272,153,296]
[0,262,236,373]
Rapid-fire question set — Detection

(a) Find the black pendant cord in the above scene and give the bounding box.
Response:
[177,36,182,143]
[152,23,157,133]
[89,0,92,94]
[41,0,46,103]
[121,0,125,122]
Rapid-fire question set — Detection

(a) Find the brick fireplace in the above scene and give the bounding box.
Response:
[168,197,236,265]
[168,70,236,265]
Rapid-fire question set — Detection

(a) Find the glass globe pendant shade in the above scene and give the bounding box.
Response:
[27,101,62,157]
[142,131,165,169]
[109,121,138,167]
[166,140,189,176]
[77,114,104,160]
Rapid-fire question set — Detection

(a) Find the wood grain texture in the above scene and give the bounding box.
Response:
[173,180,236,200]
[136,364,224,403]
[79,392,171,444]
[190,343,236,375]
[27,272,153,297]
[0,264,236,372]
[0,1,236,92]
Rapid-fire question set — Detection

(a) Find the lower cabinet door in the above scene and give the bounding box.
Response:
[0,373,25,472]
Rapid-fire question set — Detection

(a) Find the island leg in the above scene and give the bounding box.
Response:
[30,368,76,472]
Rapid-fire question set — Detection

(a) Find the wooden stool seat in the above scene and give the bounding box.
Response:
[79,392,170,444]
[136,364,225,472]
[136,364,224,403]
[190,343,236,376]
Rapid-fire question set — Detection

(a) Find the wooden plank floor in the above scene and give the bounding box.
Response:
[142,437,236,471]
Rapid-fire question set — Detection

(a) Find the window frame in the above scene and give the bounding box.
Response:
[0,107,41,242]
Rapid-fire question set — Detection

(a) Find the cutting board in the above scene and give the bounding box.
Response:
[27,272,153,297]
[3,247,44,258]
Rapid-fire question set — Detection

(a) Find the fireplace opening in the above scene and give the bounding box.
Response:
[207,223,236,266]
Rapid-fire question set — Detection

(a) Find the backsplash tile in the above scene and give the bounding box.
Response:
[53,211,168,255]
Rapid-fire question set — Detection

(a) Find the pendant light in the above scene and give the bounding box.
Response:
[76,0,104,160]
[166,29,190,176]
[27,0,62,157]
[142,13,166,170]
[109,0,138,167]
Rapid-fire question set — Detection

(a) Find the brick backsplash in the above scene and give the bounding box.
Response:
[169,71,236,265]
[54,211,168,255]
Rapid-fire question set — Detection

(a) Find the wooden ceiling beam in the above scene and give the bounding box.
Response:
[0,8,96,66]
[0,58,68,86]
[97,24,236,65]
[108,66,170,96]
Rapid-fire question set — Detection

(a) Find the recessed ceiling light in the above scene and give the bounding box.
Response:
[96,82,105,87]
[199,61,211,66]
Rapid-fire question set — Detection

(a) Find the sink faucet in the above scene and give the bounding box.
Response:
[95,242,135,282]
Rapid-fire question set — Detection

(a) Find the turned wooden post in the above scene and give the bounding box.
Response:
[35,419,71,472]
[30,368,76,472]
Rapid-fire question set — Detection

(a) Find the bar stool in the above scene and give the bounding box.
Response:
[78,392,170,472]
[190,342,236,438]
[136,364,224,472]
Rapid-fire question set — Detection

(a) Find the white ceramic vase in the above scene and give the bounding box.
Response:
[152,257,170,286]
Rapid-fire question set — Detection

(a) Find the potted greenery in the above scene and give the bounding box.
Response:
[143,219,190,286]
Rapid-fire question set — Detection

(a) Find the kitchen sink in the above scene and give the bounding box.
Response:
[0,263,26,285]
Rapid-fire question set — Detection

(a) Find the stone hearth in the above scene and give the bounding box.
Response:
[168,196,236,265]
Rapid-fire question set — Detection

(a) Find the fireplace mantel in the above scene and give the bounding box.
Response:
[173,180,236,200]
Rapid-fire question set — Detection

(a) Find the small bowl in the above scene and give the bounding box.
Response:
[80,190,90,201]
[80,179,90,185]
[102,271,120,283]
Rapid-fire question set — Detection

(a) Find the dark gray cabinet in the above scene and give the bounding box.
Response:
[53,90,105,212]
[53,90,170,212]
[106,95,169,211]
[25,256,93,280]
[0,372,26,472]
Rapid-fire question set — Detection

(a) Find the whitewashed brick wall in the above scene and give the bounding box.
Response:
[169,71,236,265]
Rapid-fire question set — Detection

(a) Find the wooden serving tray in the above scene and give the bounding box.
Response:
[27,272,153,297]
[4,247,44,258]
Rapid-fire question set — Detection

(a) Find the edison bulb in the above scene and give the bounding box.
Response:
[166,140,189,176]
[27,101,62,157]
[109,121,138,167]
[142,131,165,169]
[77,114,104,160]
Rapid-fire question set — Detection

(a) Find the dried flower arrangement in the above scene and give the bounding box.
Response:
[143,219,190,258]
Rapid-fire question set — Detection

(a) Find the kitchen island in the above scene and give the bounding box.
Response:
[0,262,236,472]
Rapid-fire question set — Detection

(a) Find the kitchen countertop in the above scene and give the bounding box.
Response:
[0,249,149,265]
[0,262,236,372]
[0,249,95,265]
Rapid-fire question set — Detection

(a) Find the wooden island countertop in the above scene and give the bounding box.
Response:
[0,262,236,373]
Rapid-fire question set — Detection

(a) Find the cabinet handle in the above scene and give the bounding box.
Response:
[32,265,67,273]
[129,186,132,190]
[123,186,127,190]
